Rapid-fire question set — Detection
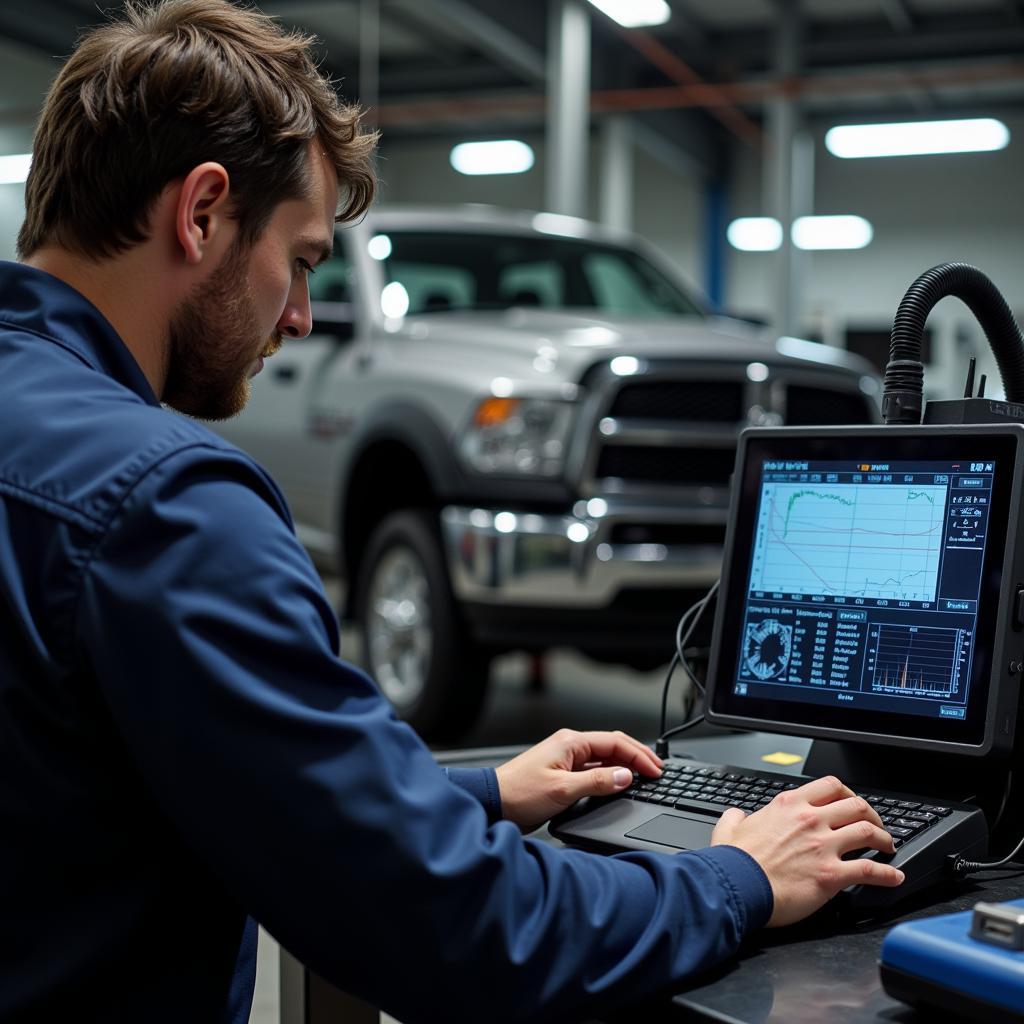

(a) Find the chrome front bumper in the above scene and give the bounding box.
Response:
[440,502,723,608]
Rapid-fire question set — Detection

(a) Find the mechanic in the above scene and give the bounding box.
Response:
[0,1,904,1021]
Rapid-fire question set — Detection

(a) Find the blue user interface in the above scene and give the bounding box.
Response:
[734,458,994,722]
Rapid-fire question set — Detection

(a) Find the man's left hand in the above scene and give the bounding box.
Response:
[494,728,663,832]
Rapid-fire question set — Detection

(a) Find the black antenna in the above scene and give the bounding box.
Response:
[979,374,987,398]
[964,357,977,398]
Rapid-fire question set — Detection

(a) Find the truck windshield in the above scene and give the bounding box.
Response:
[369,231,704,318]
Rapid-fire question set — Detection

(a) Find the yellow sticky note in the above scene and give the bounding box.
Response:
[761,751,804,767]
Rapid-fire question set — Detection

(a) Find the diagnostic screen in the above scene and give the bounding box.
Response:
[734,458,992,722]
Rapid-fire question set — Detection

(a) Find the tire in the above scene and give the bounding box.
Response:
[354,509,490,742]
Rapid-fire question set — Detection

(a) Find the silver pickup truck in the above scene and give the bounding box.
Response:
[212,205,880,739]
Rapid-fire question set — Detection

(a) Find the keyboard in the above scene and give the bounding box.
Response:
[550,756,989,917]
[630,760,954,851]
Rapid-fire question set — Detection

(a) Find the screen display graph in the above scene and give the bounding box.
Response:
[867,623,967,698]
[748,482,946,602]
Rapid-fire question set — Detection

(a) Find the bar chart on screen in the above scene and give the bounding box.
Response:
[866,622,968,700]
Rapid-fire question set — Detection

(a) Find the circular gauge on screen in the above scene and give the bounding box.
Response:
[742,619,793,680]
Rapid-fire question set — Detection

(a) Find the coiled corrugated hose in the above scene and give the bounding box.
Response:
[882,262,1024,424]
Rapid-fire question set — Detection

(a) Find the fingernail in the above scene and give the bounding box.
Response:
[896,871,905,884]
[613,768,632,788]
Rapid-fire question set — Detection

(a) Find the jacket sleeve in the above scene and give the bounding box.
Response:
[74,446,772,1024]
[443,767,503,825]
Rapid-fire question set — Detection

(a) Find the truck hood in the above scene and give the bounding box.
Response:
[393,308,875,386]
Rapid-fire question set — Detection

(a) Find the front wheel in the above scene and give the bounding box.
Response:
[354,509,490,742]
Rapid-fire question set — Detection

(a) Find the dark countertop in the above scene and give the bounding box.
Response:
[436,730,1024,1024]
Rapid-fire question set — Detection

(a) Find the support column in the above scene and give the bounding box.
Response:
[599,115,633,232]
[765,0,810,338]
[546,0,590,218]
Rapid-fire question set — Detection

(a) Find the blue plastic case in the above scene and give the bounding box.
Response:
[880,899,1024,1021]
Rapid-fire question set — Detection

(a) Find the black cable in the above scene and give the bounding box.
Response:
[655,581,719,758]
[882,262,1024,423]
[949,771,1024,877]
[951,830,1024,877]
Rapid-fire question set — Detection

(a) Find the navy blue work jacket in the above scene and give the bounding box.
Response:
[0,261,772,1023]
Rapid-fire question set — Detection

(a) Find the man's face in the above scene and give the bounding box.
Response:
[163,144,340,420]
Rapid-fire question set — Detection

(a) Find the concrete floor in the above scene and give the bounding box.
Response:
[248,575,691,1023]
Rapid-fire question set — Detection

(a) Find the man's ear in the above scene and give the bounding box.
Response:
[175,162,232,266]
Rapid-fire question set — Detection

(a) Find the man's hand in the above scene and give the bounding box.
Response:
[711,775,905,927]
[495,729,662,832]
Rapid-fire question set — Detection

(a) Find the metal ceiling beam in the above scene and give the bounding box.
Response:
[726,20,1024,68]
[606,22,763,148]
[384,0,545,87]
[374,58,1024,126]
[377,61,518,94]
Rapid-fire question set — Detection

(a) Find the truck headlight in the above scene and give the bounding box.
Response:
[459,397,576,477]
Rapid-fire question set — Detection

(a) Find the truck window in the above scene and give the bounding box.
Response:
[497,261,564,307]
[374,231,704,318]
[387,262,475,313]
[583,252,678,315]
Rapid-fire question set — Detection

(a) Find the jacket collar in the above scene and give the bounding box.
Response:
[0,260,160,407]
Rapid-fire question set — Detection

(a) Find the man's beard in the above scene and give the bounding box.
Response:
[163,240,279,421]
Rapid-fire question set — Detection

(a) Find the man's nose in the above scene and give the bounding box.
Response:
[279,286,313,340]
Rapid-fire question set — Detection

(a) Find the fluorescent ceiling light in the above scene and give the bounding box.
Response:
[450,140,534,176]
[586,0,670,28]
[825,118,1009,158]
[726,217,782,252]
[792,215,873,251]
[0,153,31,185]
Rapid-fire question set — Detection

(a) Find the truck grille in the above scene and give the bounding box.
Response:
[590,370,876,493]
[596,446,734,486]
[607,381,744,423]
[786,385,872,425]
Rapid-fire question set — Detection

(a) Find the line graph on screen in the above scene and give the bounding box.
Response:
[748,482,946,601]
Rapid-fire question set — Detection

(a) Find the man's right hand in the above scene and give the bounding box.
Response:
[710,775,905,927]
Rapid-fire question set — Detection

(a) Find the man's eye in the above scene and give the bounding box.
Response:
[297,259,316,276]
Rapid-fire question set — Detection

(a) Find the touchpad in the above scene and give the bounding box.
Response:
[626,813,717,851]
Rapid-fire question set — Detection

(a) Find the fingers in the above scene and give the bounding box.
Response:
[568,766,637,801]
[832,820,896,857]
[568,730,663,776]
[817,795,884,831]
[711,807,746,846]
[793,775,857,807]
[834,856,905,889]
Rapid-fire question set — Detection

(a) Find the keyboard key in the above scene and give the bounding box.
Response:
[919,804,952,816]
[892,818,925,831]
[673,797,725,817]
[888,826,914,838]
[896,800,922,810]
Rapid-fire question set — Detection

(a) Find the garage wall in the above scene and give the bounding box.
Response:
[724,114,1024,395]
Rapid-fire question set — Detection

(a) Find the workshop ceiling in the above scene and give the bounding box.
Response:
[0,0,1021,167]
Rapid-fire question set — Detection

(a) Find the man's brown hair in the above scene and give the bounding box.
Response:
[17,0,376,260]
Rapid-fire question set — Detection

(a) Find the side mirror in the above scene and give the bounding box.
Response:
[310,300,357,342]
